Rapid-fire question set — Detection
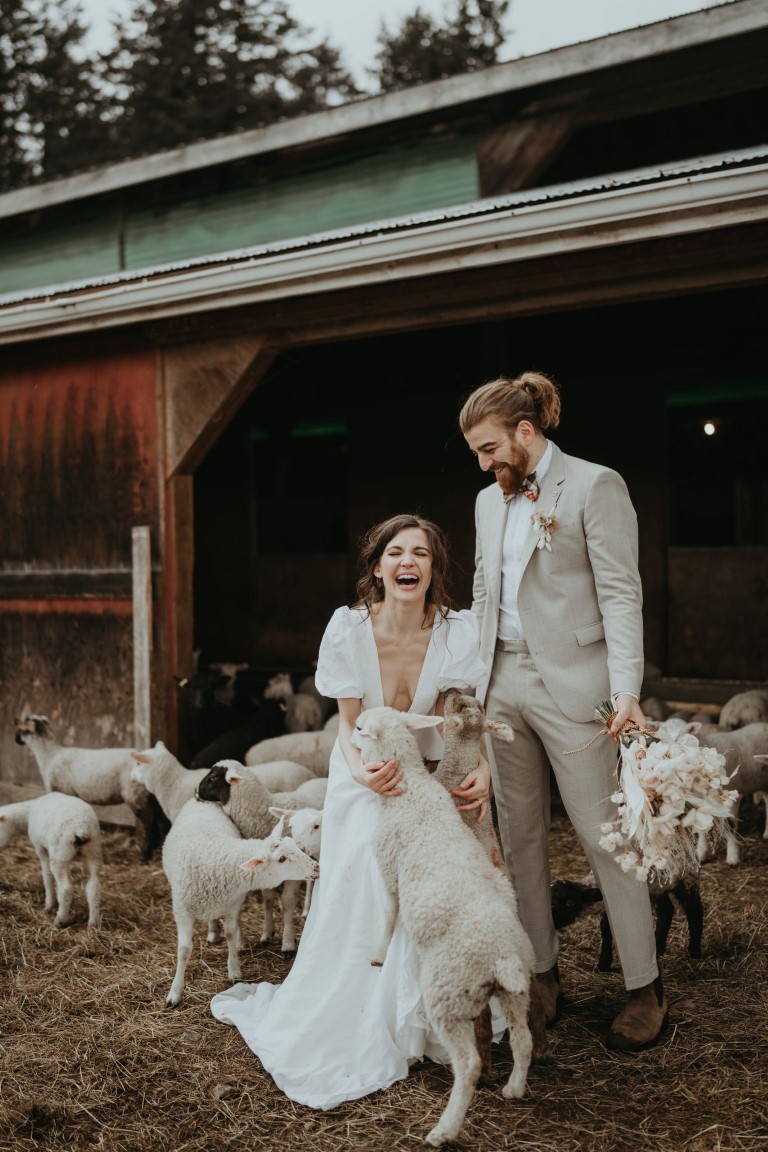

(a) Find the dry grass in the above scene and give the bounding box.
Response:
[1,803,767,1152]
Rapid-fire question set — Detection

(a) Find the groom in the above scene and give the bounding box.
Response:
[459,369,667,1052]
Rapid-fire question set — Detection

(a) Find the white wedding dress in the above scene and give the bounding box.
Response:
[209,605,499,1110]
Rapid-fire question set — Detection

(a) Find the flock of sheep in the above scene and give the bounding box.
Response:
[2,675,768,1146]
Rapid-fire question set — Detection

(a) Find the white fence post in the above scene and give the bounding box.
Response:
[132,526,152,747]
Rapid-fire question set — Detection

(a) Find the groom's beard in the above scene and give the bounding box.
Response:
[493,446,530,497]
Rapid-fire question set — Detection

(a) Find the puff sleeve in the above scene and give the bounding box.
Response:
[314,606,364,700]
[435,609,488,694]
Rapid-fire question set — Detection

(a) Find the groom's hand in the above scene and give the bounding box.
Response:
[452,760,491,822]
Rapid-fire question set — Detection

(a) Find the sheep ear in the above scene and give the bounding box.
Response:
[268,806,291,819]
[485,720,515,743]
[688,721,702,735]
[240,856,264,870]
[402,713,443,731]
[225,767,244,784]
[132,751,150,763]
[270,814,286,837]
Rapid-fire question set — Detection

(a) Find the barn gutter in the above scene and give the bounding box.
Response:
[0,157,767,345]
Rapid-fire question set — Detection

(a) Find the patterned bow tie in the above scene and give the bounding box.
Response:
[521,473,540,502]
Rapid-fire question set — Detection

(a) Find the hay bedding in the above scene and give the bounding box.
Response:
[1,806,767,1152]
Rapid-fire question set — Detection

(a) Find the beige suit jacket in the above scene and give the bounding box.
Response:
[472,442,644,722]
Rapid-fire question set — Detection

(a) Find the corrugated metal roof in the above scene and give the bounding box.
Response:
[0,0,758,222]
[1,145,765,309]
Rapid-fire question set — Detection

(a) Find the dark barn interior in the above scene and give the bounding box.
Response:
[192,280,768,718]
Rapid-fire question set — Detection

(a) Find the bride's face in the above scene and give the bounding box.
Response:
[374,527,433,604]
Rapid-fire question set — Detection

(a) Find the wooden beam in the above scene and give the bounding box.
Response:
[132,526,152,747]
[477,95,582,195]
[163,333,278,477]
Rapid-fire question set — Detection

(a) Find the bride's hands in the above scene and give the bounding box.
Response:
[352,759,403,797]
[451,756,491,822]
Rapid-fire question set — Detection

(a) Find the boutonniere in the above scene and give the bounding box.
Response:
[531,508,558,550]
[530,489,562,551]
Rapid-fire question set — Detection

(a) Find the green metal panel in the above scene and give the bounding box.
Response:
[125,134,479,270]
[0,213,121,294]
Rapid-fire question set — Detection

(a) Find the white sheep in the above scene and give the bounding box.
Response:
[195,760,327,954]
[0,793,102,928]
[691,722,768,865]
[268,804,323,916]
[129,742,313,822]
[297,673,335,720]
[353,706,547,1148]
[263,673,325,733]
[130,741,209,823]
[161,800,319,1006]
[718,689,768,731]
[14,714,166,861]
[244,729,335,777]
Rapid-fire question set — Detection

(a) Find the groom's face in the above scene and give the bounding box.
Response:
[464,416,531,497]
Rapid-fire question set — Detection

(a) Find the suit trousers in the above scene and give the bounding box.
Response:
[486,641,658,990]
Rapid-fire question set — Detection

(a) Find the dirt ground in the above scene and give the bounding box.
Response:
[1,802,767,1152]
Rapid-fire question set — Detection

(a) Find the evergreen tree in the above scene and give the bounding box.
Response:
[106,0,359,161]
[371,0,510,93]
[1,0,40,190]
[0,0,112,190]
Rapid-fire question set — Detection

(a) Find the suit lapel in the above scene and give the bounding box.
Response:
[521,444,566,573]
[485,486,509,610]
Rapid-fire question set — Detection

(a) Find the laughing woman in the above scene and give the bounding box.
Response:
[210,512,493,1108]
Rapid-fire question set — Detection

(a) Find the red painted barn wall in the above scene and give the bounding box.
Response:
[0,351,163,786]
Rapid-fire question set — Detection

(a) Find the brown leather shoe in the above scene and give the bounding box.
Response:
[535,963,563,1026]
[606,975,669,1052]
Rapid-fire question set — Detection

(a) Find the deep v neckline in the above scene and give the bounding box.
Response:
[366,611,437,713]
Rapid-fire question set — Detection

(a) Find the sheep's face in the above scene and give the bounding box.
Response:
[14,715,51,745]
[194,760,236,803]
[264,673,293,702]
[353,707,442,763]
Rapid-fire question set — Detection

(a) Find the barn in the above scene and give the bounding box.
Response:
[1,0,767,786]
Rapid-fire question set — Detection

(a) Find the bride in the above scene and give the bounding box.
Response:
[210,513,493,1109]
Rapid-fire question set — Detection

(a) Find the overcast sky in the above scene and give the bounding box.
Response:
[80,0,730,88]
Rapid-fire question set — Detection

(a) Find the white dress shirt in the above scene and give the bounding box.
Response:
[497,440,553,641]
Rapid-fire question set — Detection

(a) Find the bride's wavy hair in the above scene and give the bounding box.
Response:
[354,513,453,621]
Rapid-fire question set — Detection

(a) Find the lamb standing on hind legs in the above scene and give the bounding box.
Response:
[353,705,547,1148]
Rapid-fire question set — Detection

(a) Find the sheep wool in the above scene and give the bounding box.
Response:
[353,706,546,1148]
[0,792,102,928]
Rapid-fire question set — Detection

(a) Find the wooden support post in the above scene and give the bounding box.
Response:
[132,526,152,747]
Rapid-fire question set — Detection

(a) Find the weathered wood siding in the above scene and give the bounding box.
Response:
[0,351,162,785]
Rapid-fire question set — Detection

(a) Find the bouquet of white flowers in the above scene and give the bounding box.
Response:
[595,700,739,885]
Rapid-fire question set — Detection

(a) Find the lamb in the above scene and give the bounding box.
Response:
[130,741,209,823]
[436,691,513,867]
[263,673,325,734]
[551,872,704,967]
[297,673,335,721]
[14,714,168,861]
[161,799,319,1006]
[0,793,102,928]
[353,705,547,1148]
[268,804,323,916]
[244,729,336,777]
[718,689,768,731]
[693,722,768,865]
[130,741,315,823]
[195,760,327,954]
